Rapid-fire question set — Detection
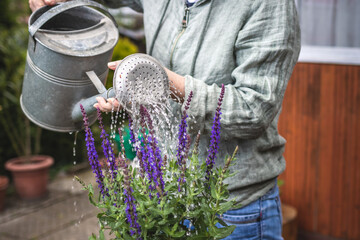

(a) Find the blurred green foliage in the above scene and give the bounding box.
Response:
[0,0,39,174]
[0,0,138,177]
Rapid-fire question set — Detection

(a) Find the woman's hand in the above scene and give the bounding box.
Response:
[29,0,67,12]
[93,97,121,112]
[94,61,122,112]
[165,68,185,103]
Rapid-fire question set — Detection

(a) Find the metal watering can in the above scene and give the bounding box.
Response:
[21,0,169,132]
[21,0,118,132]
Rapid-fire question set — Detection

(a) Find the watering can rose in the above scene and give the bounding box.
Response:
[77,84,240,239]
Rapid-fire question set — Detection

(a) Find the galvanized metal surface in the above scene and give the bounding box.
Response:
[21,0,119,132]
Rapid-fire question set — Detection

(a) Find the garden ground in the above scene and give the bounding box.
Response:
[0,166,110,240]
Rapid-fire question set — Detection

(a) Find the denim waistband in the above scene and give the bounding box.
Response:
[261,181,279,200]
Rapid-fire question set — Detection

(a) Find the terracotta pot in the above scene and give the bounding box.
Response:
[0,176,9,211]
[282,203,298,240]
[5,155,54,200]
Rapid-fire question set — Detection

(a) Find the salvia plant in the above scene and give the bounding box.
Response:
[77,84,240,240]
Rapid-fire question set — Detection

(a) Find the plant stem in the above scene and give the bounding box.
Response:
[34,126,42,154]
[25,118,31,160]
[0,115,23,156]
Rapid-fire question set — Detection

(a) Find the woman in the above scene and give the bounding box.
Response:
[30,0,301,239]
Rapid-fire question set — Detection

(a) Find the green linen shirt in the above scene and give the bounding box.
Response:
[103,0,301,207]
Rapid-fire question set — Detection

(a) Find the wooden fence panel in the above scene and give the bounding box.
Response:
[278,63,360,240]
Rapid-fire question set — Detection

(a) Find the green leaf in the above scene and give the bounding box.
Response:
[89,233,97,240]
[188,232,210,240]
[144,220,156,229]
[171,229,186,238]
[218,201,234,214]
[210,181,218,200]
[148,207,162,216]
[232,202,242,210]
[216,216,228,228]
[162,226,172,235]
[171,222,179,232]
[163,207,175,216]
[99,229,105,240]
[213,225,236,239]
[157,219,167,225]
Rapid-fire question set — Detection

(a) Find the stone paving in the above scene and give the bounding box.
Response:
[0,167,110,240]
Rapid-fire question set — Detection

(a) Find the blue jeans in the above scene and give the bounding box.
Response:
[216,185,283,240]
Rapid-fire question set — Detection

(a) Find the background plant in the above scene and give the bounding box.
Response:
[0,0,41,164]
[0,0,86,176]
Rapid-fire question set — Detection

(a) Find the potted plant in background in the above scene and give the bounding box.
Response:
[0,0,53,200]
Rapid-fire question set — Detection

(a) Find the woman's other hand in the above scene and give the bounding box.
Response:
[94,61,123,112]
[29,0,67,12]
[94,97,121,112]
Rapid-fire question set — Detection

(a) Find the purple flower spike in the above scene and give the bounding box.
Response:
[97,108,117,180]
[206,84,225,179]
[119,157,142,238]
[176,91,193,191]
[80,104,106,196]
[176,91,193,166]
[128,117,137,148]
[178,134,191,192]
[139,105,165,196]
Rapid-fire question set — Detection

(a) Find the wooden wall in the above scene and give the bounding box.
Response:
[278,63,360,240]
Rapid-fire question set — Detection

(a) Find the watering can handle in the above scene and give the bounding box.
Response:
[71,88,116,123]
[29,0,118,37]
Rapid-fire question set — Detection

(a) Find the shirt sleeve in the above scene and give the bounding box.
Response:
[183,0,301,140]
[101,0,143,12]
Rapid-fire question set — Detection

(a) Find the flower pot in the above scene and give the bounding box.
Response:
[5,155,54,200]
[282,203,298,240]
[0,176,9,211]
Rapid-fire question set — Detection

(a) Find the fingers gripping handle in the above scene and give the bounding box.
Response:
[29,0,117,37]
[71,88,115,122]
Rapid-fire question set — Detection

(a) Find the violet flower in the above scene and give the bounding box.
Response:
[118,157,142,238]
[139,105,165,196]
[178,134,191,192]
[176,91,193,166]
[206,84,225,179]
[176,91,193,191]
[138,119,154,192]
[148,135,165,196]
[80,104,106,196]
[97,108,117,180]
